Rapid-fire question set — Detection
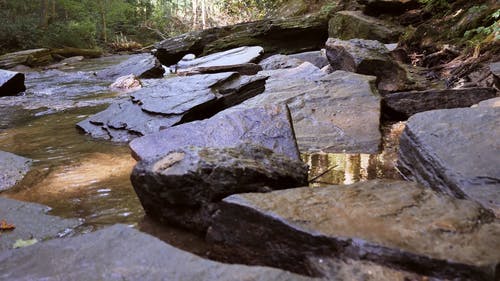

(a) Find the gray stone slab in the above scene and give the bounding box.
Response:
[0,151,32,191]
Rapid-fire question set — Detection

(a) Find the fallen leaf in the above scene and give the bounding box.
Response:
[13,238,38,248]
[0,220,15,230]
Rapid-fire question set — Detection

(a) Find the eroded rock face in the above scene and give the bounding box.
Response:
[131,144,308,232]
[96,53,164,79]
[359,0,421,16]
[77,72,267,142]
[382,87,498,120]
[0,197,81,252]
[0,69,26,96]
[227,65,382,154]
[398,107,500,217]
[325,38,409,92]
[0,151,32,191]
[328,11,404,43]
[0,224,315,281]
[129,104,300,161]
[207,180,500,280]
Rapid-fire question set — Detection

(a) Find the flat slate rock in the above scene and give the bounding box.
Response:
[129,104,300,161]
[478,97,500,107]
[398,107,500,217]
[259,54,305,70]
[289,50,330,69]
[96,53,164,80]
[0,151,32,191]
[0,197,81,252]
[0,69,26,96]
[78,72,267,142]
[0,224,314,281]
[328,11,404,43]
[325,38,409,93]
[131,144,307,231]
[227,64,382,154]
[175,46,263,71]
[208,180,500,280]
[382,87,498,120]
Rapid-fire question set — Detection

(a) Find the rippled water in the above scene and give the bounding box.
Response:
[0,55,403,237]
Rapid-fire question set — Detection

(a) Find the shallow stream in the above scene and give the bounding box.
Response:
[0,54,402,245]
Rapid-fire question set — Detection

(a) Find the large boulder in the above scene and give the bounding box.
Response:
[325,38,410,92]
[129,104,300,161]
[77,72,267,142]
[0,70,26,96]
[328,11,404,43]
[259,54,305,70]
[0,151,32,191]
[227,64,382,154]
[207,180,500,280]
[398,107,500,217]
[0,197,81,252]
[0,224,315,281]
[382,87,498,120]
[0,48,53,69]
[154,11,333,66]
[96,53,164,80]
[288,50,330,69]
[131,144,308,232]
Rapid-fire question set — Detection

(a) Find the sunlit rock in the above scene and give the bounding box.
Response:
[0,224,315,281]
[0,197,80,252]
[208,180,500,280]
[0,150,31,191]
[0,69,26,96]
[96,53,164,80]
[131,144,307,232]
[109,74,142,91]
[398,107,500,217]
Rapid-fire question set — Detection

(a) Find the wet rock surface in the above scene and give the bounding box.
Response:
[130,104,300,161]
[175,46,263,72]
[0,69,26,96]
[0,224,315,281]
[131,144,307,232]
[398,107,500,217]
[328,11,404,43]
[382,87,498,120]
[78,72,267,142]
[0,197,81,252]
[227,65,382,154]
[96,53,164,79]
[207,180,500,280]
[0,151,32,191]
[325,38,410,92]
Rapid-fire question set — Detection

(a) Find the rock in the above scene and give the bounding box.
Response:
[360,0,421,16]
[273,0,308,17]
[175,46,263,71]
[154,11,333,66]
[131,144,308,232]
[0,69,26,96]
[109,74,142,91]
[96,53,164,80]
[328,11,404,43]
[129,104,300,161]
[382,87,498,120]
[77,72,267,142]
[178,63,262,76]
[44,56,85,70]
[325,38,410,93]
[490,62,500,78]
[288,50,330,69]
[207,180,500,280]
[227,64,382,154]
[0,197,81,252]
[398,108,500,217]
[0,151,32,191]
[478,97,500,108]
[259,54,305,70]
[0,224,315,281]
[0,48,53,69]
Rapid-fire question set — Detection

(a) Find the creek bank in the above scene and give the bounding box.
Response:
[207,180,500,280]
[131,144,307,232]
[0,224,315,281]
[0,197,81,252]
[398,107,500,217]
[0,151,32,192]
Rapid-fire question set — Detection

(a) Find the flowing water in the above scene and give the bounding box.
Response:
[0,55,402,239]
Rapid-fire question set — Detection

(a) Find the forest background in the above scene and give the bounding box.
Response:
[0,0,287,54]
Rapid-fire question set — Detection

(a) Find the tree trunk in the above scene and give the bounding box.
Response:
[192,0,198,30]
[201,0,206,29]
[99,0,108,43]
[40,0,49,28]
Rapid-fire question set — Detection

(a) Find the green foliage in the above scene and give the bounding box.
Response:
[418,0,450,14]
[40,20,98,48]
[464,8,500,45]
